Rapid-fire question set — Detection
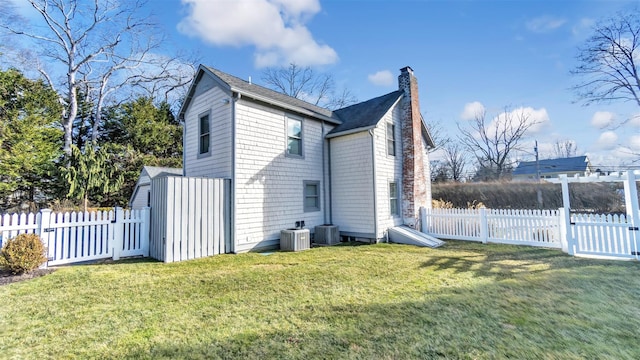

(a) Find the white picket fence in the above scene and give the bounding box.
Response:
[422,208,562,248]
[0,208,150,266]
[422,207,639,261]
[570,213,638,260]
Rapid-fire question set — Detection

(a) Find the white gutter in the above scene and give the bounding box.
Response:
[326,125,377,139]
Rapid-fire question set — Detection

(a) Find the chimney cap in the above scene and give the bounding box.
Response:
[400,66,414,74]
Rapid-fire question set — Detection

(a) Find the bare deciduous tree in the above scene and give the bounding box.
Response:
[572,9,640,107]
[1,0,194,153]
[458,108,541,180]
[442,142,467,182]
[552,140,578,158]
[261,63,357,110]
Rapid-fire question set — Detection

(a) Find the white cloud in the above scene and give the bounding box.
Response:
[367,70,394,86]
[629,135,640,151]
[591,111,615,129]
[526,16,566,33]
[177,0,337,68]
[629,113,640,128]
[460,101,485,120]
[596,131,618,150]
[572,18,595,37]
[490,107,550,134]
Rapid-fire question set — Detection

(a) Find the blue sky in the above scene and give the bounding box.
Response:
[12,0,640,170]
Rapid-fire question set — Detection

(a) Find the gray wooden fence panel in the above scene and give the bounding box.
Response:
[150,177,231,263]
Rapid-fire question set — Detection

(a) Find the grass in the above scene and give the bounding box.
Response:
[1,241,640,359]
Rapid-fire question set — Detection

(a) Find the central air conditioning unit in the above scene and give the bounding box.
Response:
[280,228,310,251]
[314,224,340,245]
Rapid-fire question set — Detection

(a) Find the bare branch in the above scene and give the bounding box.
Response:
[261,63,357,109]
[458,107,541,179]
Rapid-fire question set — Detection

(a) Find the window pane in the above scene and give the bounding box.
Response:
[389,182,397,196]
[389,182,398,215]
[288,119,301,138]
[304,196,318,208]
[387,139,395,156]
[387,123,395,156]
[200,115,209,134]
[305,184,318,196]
[200,134,209,154]
[288,138,301,155]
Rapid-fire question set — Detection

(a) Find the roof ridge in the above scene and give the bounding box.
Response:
[204,65,337,119]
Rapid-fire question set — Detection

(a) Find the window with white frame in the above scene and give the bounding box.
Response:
[389,182,399,215]
[287,116,303,157]
[199,112,211,156]
[387,122,396,156]
[304,181,320,212]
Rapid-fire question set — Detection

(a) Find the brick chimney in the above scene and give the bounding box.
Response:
[398,66,428,228]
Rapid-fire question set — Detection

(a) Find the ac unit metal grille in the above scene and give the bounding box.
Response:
[280,229,310,251]
[314,225,340,245]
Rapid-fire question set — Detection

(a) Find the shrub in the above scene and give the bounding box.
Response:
[0,233,47,274]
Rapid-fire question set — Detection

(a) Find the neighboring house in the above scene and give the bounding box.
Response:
[512,156,592,181]
[175,64,434,252]
[129,166,183,209]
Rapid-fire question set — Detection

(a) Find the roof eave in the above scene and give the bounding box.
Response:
[326,125,377,139]
[234,87,341,124]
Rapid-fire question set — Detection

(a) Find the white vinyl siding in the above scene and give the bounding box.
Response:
[234,100,329,251]
[130,184,150,209]
[330,131,375,235]
[183,78,232,178]
[374,102,404,238]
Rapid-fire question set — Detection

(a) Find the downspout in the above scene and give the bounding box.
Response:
[321,121,328,224]
[180,115,186,176]
[369,129,378,242]
[328,136,333,224]
[231,93,240,253]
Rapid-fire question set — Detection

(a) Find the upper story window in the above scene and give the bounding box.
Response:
[199,112,211,157]
[287,116,303,157]
[387,122,396,156]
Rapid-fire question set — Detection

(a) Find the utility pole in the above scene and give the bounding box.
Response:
[535,140,543,208]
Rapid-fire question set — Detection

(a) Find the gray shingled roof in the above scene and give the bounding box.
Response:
[328,90,404,136]
[203,66,340,123]
[143,166,183,180]
[180,66,431,140]
[513,156,590,176]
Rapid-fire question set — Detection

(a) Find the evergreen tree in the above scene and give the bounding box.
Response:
[0,68,63,211]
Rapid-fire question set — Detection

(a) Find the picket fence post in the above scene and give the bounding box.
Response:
[141,207,150,257]
[558,208,573,255]
[38,209,53,268]
[420,207,427,233]
[479,207,488,244]
[112,207,124,260]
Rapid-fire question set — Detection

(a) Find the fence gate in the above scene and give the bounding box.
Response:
[569,213,639,260]
[0,208,149,267]
[149,176,231,263]
[551,170,640,260]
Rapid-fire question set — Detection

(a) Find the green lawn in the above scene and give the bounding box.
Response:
[1,241,639,359]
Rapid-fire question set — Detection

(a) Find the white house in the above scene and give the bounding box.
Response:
[129,166,183,209]
[173,65,434,252]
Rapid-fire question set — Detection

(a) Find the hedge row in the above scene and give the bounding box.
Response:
[431,181,633,213]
